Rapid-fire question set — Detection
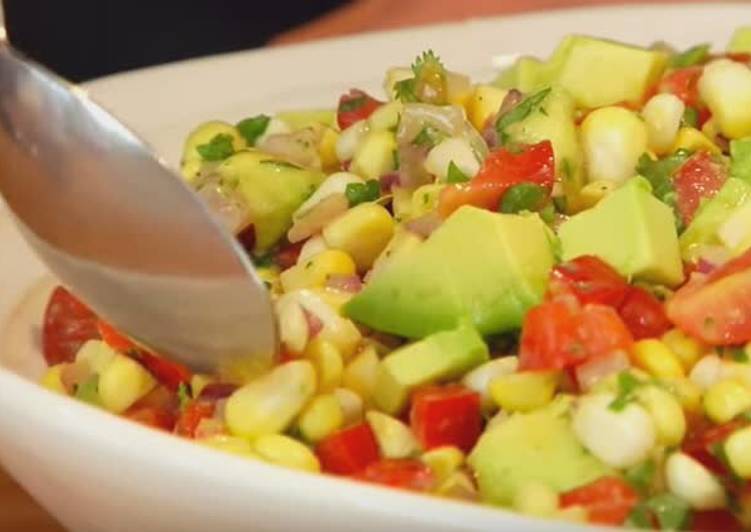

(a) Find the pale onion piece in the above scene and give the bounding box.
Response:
[575,351,631,392]
[287,193,349,243]
[641,93,685,155]
[665,452,727,510]
[689,355,724,390]
[293,172,364,221]
[258,127,323,169]
[336,121,370,162]
[462,357,519,410]
[368,101,403,132]
[424,137,480,181]
[255,117,292,147]
[297,235,330,264]
[75,340,117,375]
[293,289,362,359]
[366,410,419,459]
[275,294,309,354]
[333,387,364,426]
[195,183,250,233]
[572,393,656,468]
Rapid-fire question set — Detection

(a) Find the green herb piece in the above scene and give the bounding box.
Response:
[394,78,418,102]
[646,493,692,530]
[236,114,271,146]
[75,375,101,406]
[411,126,443,148]
[682,106,699,129]
[625,502,653,529]
[636,150,692,229]
[345,179,381,206]
[726,346,750,363]
[625,459,656,495]
[197,133,236,161]
[259,159,303,170]
[539,203,556,224]
[177,382,192,410]
[446,161,470,183]
[495,87,552,145]
[412,49,445,78]
[499,183,548,214]
[730,137,751,183]
[669,44,711,68]
[609,371,643,411]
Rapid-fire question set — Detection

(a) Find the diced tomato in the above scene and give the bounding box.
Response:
[560,477,640,526]
[356,459,435,492]
[618,286,672,340]
[97,320,136,352]
[658,67,704,110]
[691,509,744,532]
[236,224,256,254]
[519,296,634,371]
[336,89,383,130]
[175,400,216,438]
[725,52,751,64]
[316,423,381,475]
[274,240,304,270]
[42,286,101,365]
[674,151,727,226]
[123,386,178,431]
[438,140,555,218]
[667,248,751,345]
[683,419,747,475]
[549,255,630,308]
[410,385,482,453]
[129,349,192,392]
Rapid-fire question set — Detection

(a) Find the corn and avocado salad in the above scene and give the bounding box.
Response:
[40,29,751,530]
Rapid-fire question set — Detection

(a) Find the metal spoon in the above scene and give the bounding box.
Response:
[0,41,277,371]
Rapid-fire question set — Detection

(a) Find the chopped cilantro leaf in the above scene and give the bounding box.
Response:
[495,87,552,145]
[636,150,692,230]
[646,493,692,530]
[411,126,443,148]
[197,133,236,161]
[412,49,445,77]
[394,78,418,102]
[499,183,547,214]
[609,371,643,411]
[669,44,711,68]
[345,179,381,206]
[726,346,750,363]
[446,161,470,183]
[236,114,270,146]
[395,50,447,104]
[177,382,192,410]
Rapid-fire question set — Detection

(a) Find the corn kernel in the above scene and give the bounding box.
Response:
[435,471,478,501]
[280,250,356,292]
[631,339,685,379]
[276,296,309,355]
[660,378,703,413]
[75,339,117,374]
[295,290,362,360]
[703,379,751,424]
[322,203,395,271]
[725,426,751,479]
[489,371,558,412]
[98,354,156,414]
[672,127,721,155]
[343,345,380,404]
[41,364,68,395]
[180,121,246,182]
[466,84,508,131]
[661,329,705,371]
[366,410,419,459]
[253,434,321,473]
[424,138,479,182]
[512,481,560,518]
[636,385,687,446]
[199,435,258,459]
[318,127,340,171]
[462,357,519,411]
[332,387,364,426]
[555,505,588,523]
[701,118,719,142]
[410,184,446,219]
[304,338,344,392]
[690,355,724,390]
[642,93,685,155]
[421,446,465,483]
[298,394,344,443]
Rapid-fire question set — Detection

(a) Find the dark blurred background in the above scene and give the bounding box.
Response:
[4,0,348,81]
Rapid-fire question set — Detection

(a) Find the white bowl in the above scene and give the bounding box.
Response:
[1,4,749,531]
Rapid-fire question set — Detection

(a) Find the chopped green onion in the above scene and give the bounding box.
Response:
[499,183,547,214]
[646,493,692,530]
[446,161,470,183]
[177,382,192,410]
[197,133,236,161]
[669,44,711,68]
[636,150,692,230]
[237,114,271,146]
[345,179,381,206]
[394,78,418,102]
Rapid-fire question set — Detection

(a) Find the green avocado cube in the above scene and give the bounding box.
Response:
[729,27,751,54]
[344,206,556,338]
[559,177,683,286]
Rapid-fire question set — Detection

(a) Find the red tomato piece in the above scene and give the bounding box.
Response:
[336,89,383,130]
[356,459,435,492]
[175,400,216,438]
[658,67,704,109]
[549,255,630,307]
[124,386,179,431]
[560,477,640,526]
[42,286,101,365]
[618,286,672,340]
[691,509,744,532]
[274,240,304,270]
[316,423,381,475]
[519,297,633,371]
[97,320,136,352]
[667,248,751,345]
[438,140,554,218]
[410,385,482,453]
[129,349,193,392]
[683,419,747,476]
[674,151,727,226]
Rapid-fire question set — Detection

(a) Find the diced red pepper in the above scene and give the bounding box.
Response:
[274,240,305,270]
[175,400,216,438]
[356,459,435,492]
[42,286,100,365]
[316,423,380,475]
[674,151,727,227]
[337,89,383,130]
[409,385,482,453]
[129,349,192,392]
[123,386,179,432]
[549,255,630,308]
[683,419,747,476]
[618,286,672,340]
[691,509,744,532]
[658,67,704,110]
[560,477,639,526]
[97,320,136,352]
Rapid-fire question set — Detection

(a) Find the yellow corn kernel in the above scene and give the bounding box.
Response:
[343,345,380,404]
[661,329,706,372]
[366,410,419,459]
[304,338,344,392]
[435,471,478,501]
[199,435,258,459]
[555,505,589,523]
[256,266,282,296]
[190,374,214,398]
[75,339,117,374]
[322,203,395,271]
[703,379,751,424]
[276,295,309,355]
[631,339,685,379]
[333,387,364,426]
[672,127,722,155]
[253,434,321,473]
[298,393,344,443]
[489,371,558,412]
[98,354,156,414]
[41,364,68,395]
[466,84,508,131]
[421,446,465,483]
[578,180,617,209]
[701,118,719,142]
[280,250,356,292]
[512,481,560,518]
[410,184,446,219]
[660,378,703,413]
[725,426,751,479]
[294,290,362,360]
[636,385,687,446]
[318,127,340,171]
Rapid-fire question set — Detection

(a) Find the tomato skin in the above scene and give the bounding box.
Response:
[691,509,744,531]
[356,459,435,492]
[659,67,704,109]
[438,141,554,218]
[410,386,482,453]
[316,423,381,475]
[674,151,727,226]
[618,286,672,340]
[123,386,179,431]
[560,477,639,526]
[42,286,101,365]
[549,255,630,308]
[336,89,383,130]
[129,349,192,392]
[175,400,216,438]
[97,320,136,352]
[667,248,751,345]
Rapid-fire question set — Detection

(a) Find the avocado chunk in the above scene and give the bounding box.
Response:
[495,36,576,92]
[731,138,751,183]
[729,27,751,53]
[374,322,489,414]
[468,406,610,505]
[217,152,325,251]
[559,177,683,286]
[344,206,555,338]
[680,177,751,261]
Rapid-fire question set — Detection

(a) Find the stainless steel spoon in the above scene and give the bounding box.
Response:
[0,41,277,371]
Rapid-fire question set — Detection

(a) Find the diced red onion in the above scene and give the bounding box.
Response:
[326,274,363,293]
[575,350,631,392]
[405,212,443,238]
[379,172,400,192]
[498,89,523,117]
[198,382,238,401]
[236,224,255,254]
[287,193,349,243]
[695,259,716,275]
[257,127,323,169]
[303,308,324,338]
